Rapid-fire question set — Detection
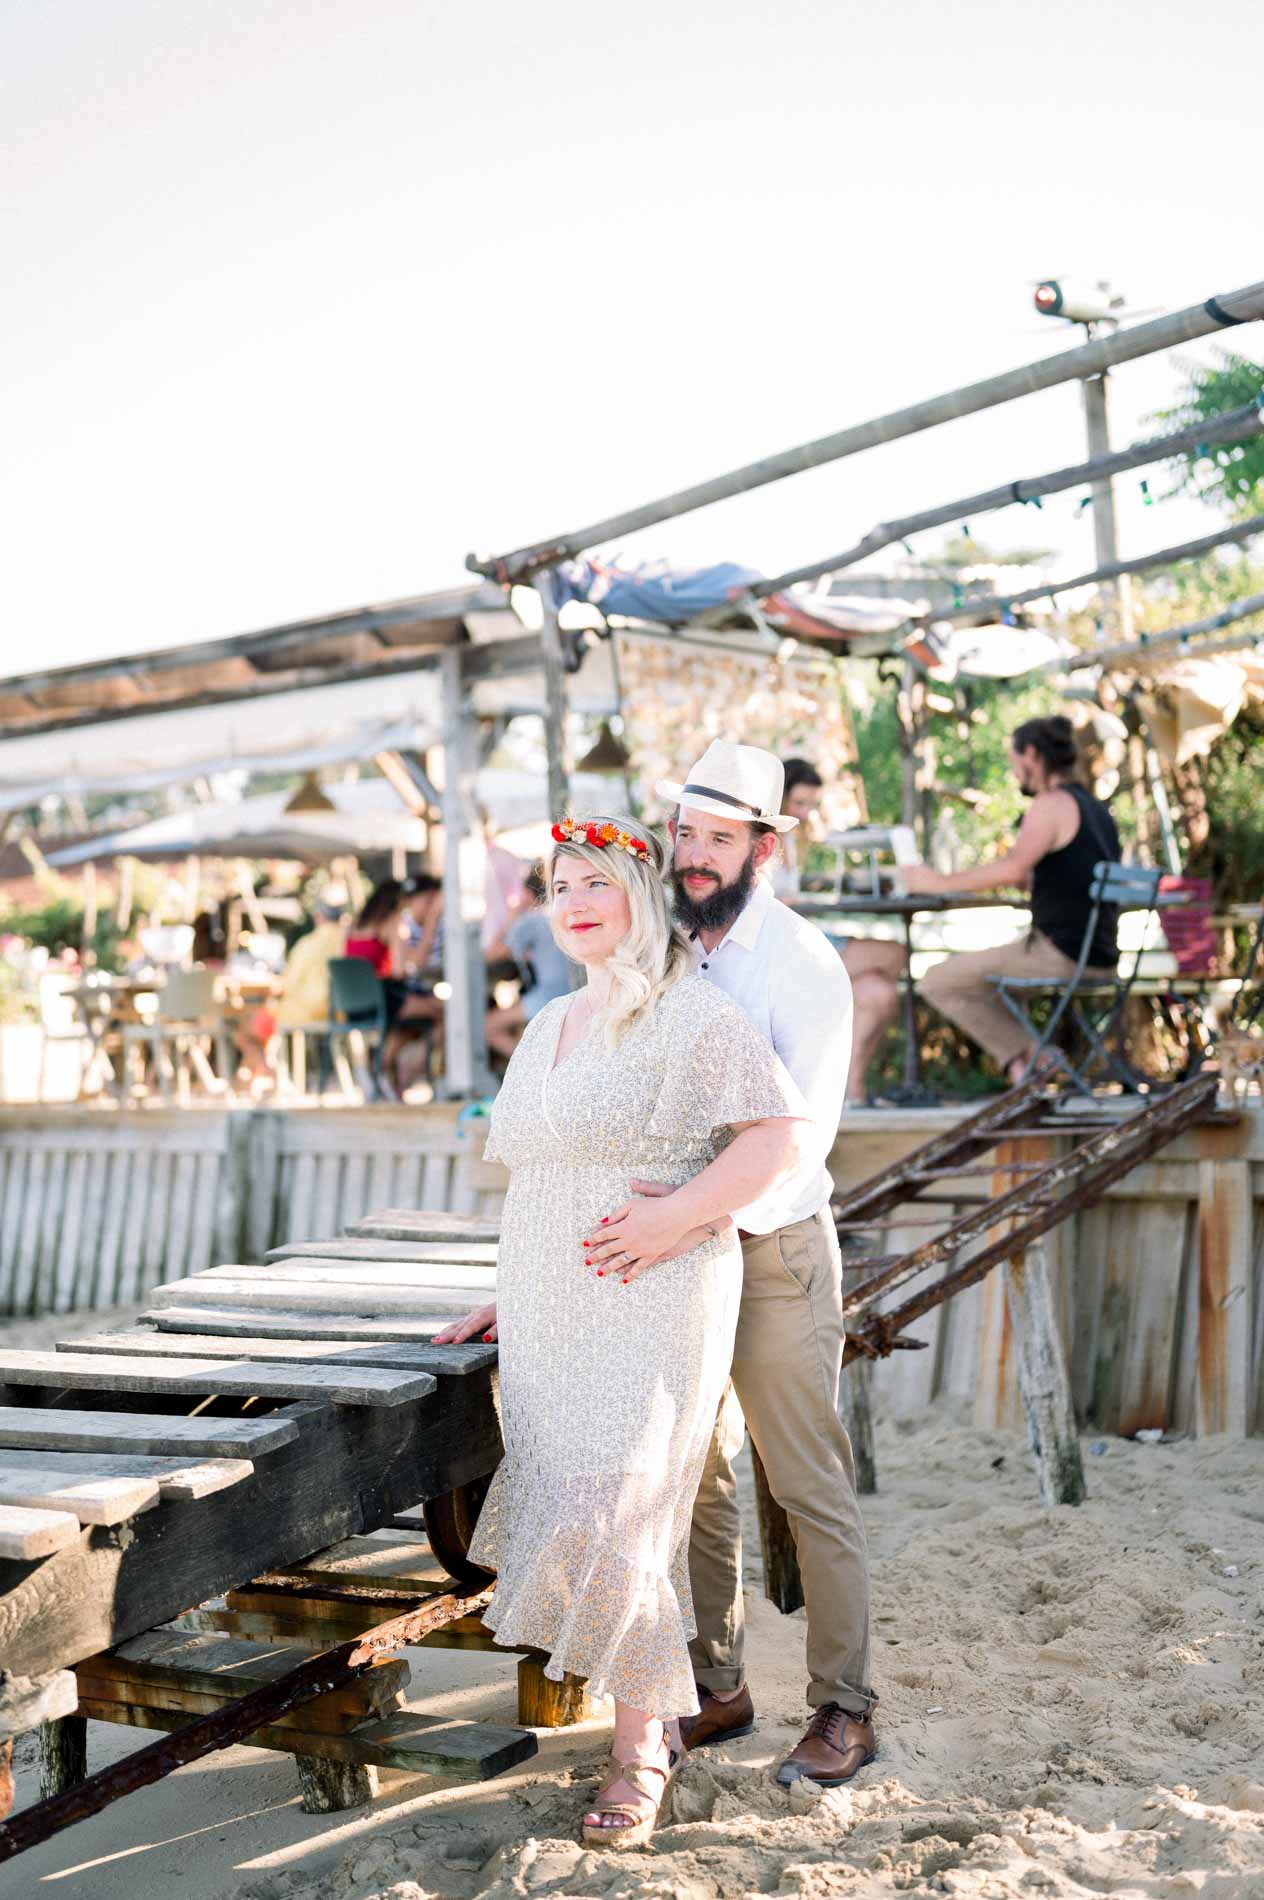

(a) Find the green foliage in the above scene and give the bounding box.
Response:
[1188,713,1264,907]
[1151,349,1264,518]
[0,897,122,972]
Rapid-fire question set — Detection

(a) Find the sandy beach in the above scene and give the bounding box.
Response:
[4,1369,1262,1900]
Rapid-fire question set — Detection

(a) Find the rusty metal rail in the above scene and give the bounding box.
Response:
[840,1072,1220,1364]
[0,1586,492,1863]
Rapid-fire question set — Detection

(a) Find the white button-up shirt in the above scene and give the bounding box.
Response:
[689,875,852,1233]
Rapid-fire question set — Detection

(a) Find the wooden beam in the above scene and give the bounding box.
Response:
[0,1378,502,1678]
[0,1465,160,1526]
[0,1506,80,1560]
[1197,1126,1253,1436]
[149,1278,480,1316]
[0,1449,252,1502]
[469,279,1264,581]
[267,1238,499,1264]
[347,1209,501,1245]
[0,1407,298,1462]
[144,1305,497,1367]
[0,1350,437,1410]
[67,1331,480,1379]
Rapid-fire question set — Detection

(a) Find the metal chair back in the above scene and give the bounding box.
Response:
[328,957,388,1032]
[159,967,219,1023]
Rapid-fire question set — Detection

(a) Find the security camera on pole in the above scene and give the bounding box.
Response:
[1034,278,1135,638]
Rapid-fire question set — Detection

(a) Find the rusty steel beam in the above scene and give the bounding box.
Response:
[0,1586,491,1863]
[842,1073,1219,1362]
[831,1074,1055,1228]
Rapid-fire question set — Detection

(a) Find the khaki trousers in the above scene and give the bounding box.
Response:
[687,1209,875,1717]
[919,928,1116,1070]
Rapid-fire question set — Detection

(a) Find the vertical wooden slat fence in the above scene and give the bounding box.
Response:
[1,1100,1259,1437]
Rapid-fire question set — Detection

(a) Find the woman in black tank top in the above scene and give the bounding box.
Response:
[1031,782,1121,969]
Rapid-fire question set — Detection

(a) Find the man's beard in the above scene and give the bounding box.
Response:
[671,846,758,936]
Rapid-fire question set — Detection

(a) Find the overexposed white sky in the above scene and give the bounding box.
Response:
[3,0,1261,670]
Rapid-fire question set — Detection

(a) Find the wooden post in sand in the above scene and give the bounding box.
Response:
[751,1448,803,1614]
[38,1715,88,1799]
[1003,1237,1086,1507]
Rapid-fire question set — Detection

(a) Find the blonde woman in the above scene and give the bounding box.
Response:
[435,816,807,1849]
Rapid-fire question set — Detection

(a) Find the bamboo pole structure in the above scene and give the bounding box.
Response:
[743,402,1264,600]
[468,281,1264,582]
[923,513,1264,625]
[1043,589,1264,674]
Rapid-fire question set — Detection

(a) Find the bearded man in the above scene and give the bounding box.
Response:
[646,739,877,1786]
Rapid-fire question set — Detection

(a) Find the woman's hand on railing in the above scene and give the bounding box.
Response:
[431,1303,497,1344]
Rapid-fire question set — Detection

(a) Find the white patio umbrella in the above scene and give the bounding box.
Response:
[47,779,425,866]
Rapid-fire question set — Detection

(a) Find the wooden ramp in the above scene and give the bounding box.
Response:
[0,1217,524,1856]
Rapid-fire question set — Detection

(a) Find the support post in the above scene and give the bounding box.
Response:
[38,1715,87,1800]
[840,1259,877,1494]
[516,1656,593,1728]
[1080,366,1134,639]
[1003,1238,1086,1507]
[294,1755,377,1813]
[1197,1126,1252,1437]
[439,650,495,1100]
[751,1445,803,1613]
[534,572,570,821]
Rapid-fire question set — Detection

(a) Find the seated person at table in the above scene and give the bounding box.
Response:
[774,756,904,1104]
[345,879,404,977]
[389,874,446,1092]
[902,716,1121,1085]
[275,888,348,1031]
[485,861,573,1061]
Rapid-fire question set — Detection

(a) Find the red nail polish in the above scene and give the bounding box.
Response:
[596,1269,604,1276]
[621,1278,629,1285]
[482,1333,494,1341]
[601,1217,609,1225]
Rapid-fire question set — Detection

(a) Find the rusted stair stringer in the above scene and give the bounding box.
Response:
[754,1072,1222,1610]
[841,1072,1219,1360]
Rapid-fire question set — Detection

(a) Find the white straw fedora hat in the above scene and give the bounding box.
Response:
[655,739,798,833]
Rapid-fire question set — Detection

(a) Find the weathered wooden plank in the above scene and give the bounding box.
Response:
[74,1147,111,1312]
[72,1328,496,1377]
[312,1155,343,1243]
[34,1146,69,1316]
[146,1303,494,1354]
[259,1532,445,1594]
[366,1151,398,1222]
[0,1349,437,1409]
[1113,1201,1190,1436]
[53,1151,88,1316]
[0,1449,253,1501]
[349,1208,501,1245]
[267,1238,499,1265]
[189,1149,221,1278]
[165,1151,199,1294]
[389,1152,424,1217]
[0,1147,29,1311]
[12,1147,48,1314]
[0,1406,299,1460]
[73,1699,537,1779]
[203,1260,495,1288]
[0,1375,502,1676]
[295,1755,375,1812]
[421,1153,452,1211]
[0,1464,160,1525]
[0,1671,77,1742]
[340,1151,368,1233]
[1003,1239,1086,1506]
[150,1278,480,1316]
[0,1504,80,1559]
[1198,1133,1253,1437]
[288,1151,319,1245]
[93,1149,132,1309]
[78,1629,408,1733]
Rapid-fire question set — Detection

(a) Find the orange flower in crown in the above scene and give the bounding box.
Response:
[550,816,650,861]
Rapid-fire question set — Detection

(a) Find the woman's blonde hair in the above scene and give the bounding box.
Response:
[549,815,691,1044]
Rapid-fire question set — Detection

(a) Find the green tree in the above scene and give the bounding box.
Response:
[1152,349,1264,518]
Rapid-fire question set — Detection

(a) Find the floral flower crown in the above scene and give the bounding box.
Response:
[550,816,651,862]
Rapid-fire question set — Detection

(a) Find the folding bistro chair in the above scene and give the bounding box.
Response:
[327,957,388,1099]
[987,861,1164,1097]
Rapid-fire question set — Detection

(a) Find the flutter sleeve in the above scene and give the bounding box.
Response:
[647,984,811,1144]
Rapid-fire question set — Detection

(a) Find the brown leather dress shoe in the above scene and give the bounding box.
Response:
[679,1684,755,1751]
[775,1702,876,1786]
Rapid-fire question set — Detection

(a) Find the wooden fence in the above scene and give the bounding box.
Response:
[829,1105,1264,1439]
[2,1100,1260,1437]
[0,1105,503,1317]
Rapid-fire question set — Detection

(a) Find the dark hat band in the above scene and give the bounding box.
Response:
[681,781,766,819]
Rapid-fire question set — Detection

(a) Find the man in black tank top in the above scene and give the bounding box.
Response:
[901,716,1121,1086]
